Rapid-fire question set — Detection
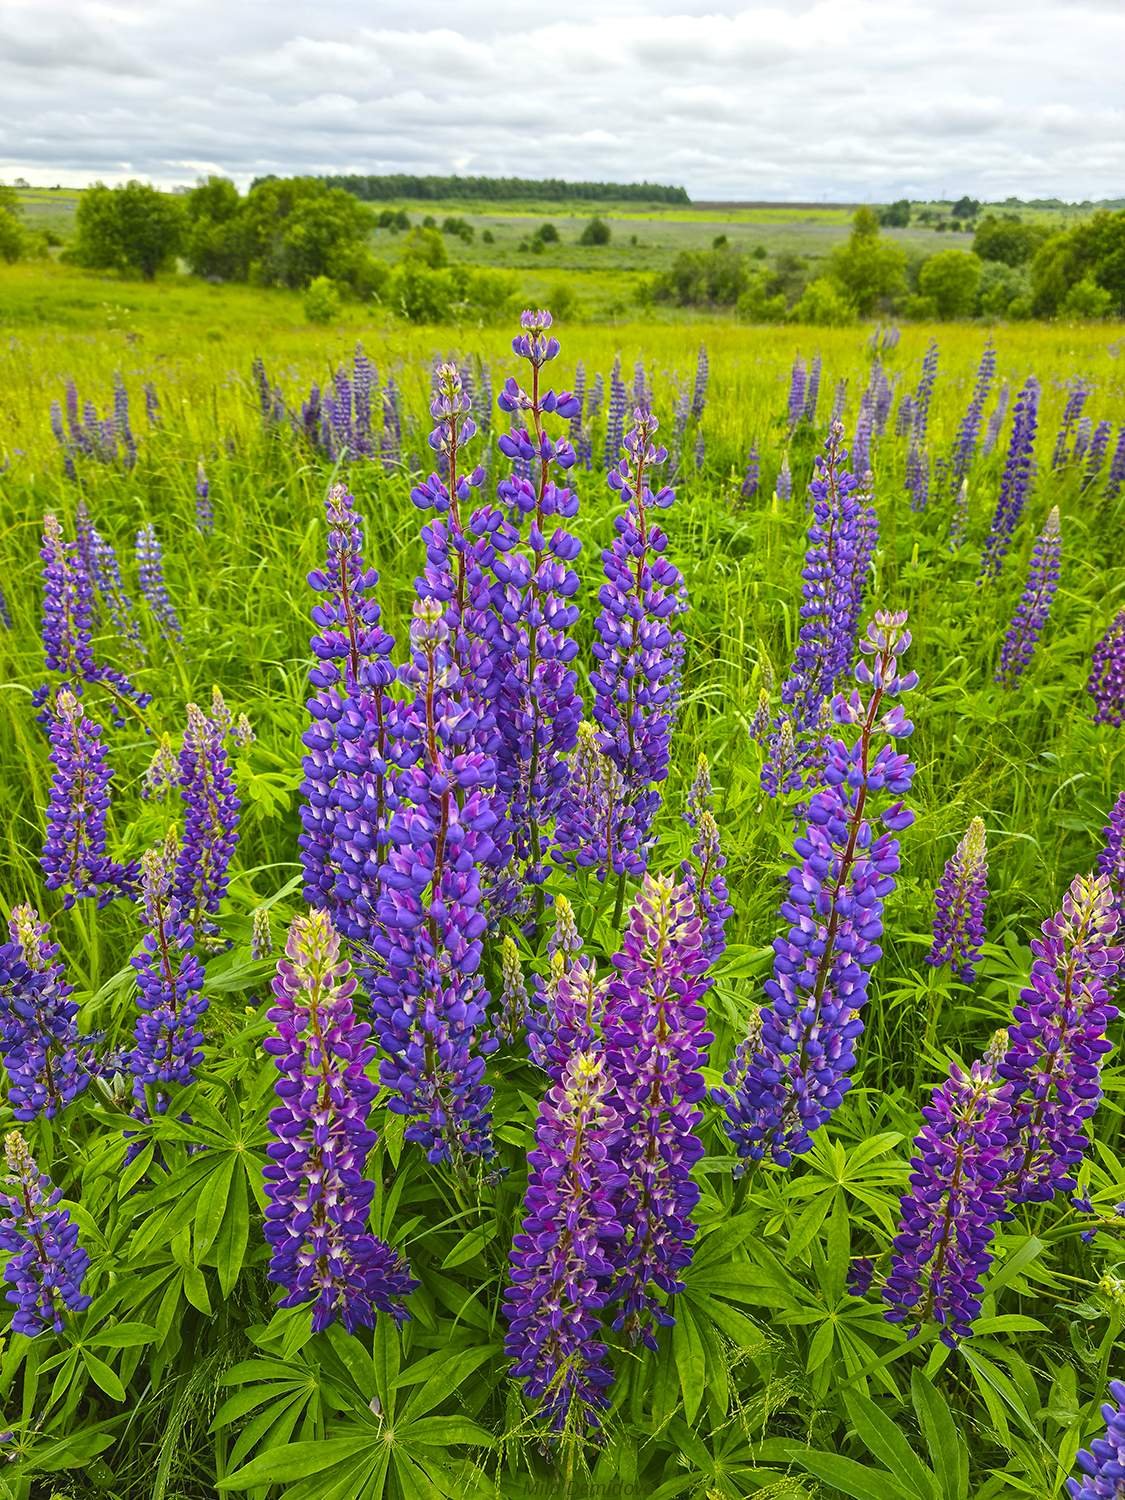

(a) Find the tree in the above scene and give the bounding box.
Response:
[74,181,184,280]
[239,177,375,289]
[792,277,854,326]
[977,261,1028,317]
[951,195,981,220]
[184,176,246,280]
[879,199,912,228]
[828,210,907,314]
[972,214,1047,267]
[917,249,983,318]
[579,217,611,246]
[304,276,341,324]
[0,184,24,263]
[401,226,447,268]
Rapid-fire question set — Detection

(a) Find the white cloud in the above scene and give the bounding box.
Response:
[0,0,1121,199]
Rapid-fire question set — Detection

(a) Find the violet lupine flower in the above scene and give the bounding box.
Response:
[948,340,996,496]
[983,381,1010,457]
[89,528,143,654]
[870,363,894,435]
[687,345,707,419]
[251,908,272,961]
[741,445,760,503]
[724,611,917,1164]
[681,756,733,977]
[775,454,792,502]
[1073,417,1093,467]
[1067,1381,1125,1499]
[263,910,415,1332]
[580,406,687,882]
[1097,791,1125,918]
[0,1132,90,1337]
[905,442,929,512]
[298,485,397,935]
[603,358,627,471]
[851,393,873,480]
[136,523,182,642]
[113,374,136,470]
[553,721,640,883]
[997,871,1122,1206]
[896,395,915,438]
[913,340,939,442]
[604,874,711,1347]
[1105,427,1125,502]
[0,906,93,1121]
[195,460,213,533]
[129,844,207,1111]
[381,377,402,471]
[41,689,136,907]
[1082,420,1112,489]
[979,375,1039,584]
[503,1045,624,1432]
[787,357,807,431]
[996,506,1062,688]
[1088,611,1125,728]
[1052,382,1088,469]
[804,355,822,424]
[369,599,497,1166]
[927,817,988,983]
[587,372,604,420]
[831,379,847,427]
[0,587,10,630]
[495,936,530,1046]
[493,313,584,886]
[947,479,970,554]
[526,894,588,1068]
[882,1054,1012,1346]
[174,702,241,939]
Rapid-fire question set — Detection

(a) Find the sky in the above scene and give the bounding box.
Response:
[1,0,1122,203]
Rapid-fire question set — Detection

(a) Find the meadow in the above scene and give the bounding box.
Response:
[0,277,1123,1500]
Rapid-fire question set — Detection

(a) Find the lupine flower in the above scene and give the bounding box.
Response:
[775,453,792,502]
[997,872,1122,1205]
[882,1053,1012,1346]
[1105,427,1125,502]
[681,756,733,976]
[579,406,687,883]
[724,612,917,1163]
[948,341,995,495]
[913,340,939,441]
[113,374,136,469]
[896,395,915,437]
[526,894,588,1067]
[130,844,208,1111]
[979,376,1039,584]
[603,357,627,471]
[0,1132,90,1336]
[143,381,160,427]
[927,817,988,983]
[142,733,178,800]
[1082,420,1112,489]
[0,587,10,630]
[787,357,807,431]
[195,460,213,533]
[848,1257,875,1298]
[494,936,530,1046]
[553,721,640,883]
[947,478,970,553]
[370,599,497,1166]
[0,906,93,1120]
[88,527,143,654]
[1073,417,1093,466]
[851,394,873,479]
[174,702,241,939]
[587,371,604,421]
[690,345,709,419]
[1097,791,1125,918]
[263,910,415,1332]
[493,313,584,887]
[136,523,182,642]
[604,874,711,1346]
[804,355,822,424]
[1067,1380,1125,1499]
[996,506,1062,687]
[1088,611,1125,727]
[983,381,1010,456]
[741,445,760,503]
[1052,382,1088,469]
[693,428,705,471]
[41,689,136,906]
[381,376,403,471]
[298,485,397,935]
[905,442,929,512]
[831,379,847,427]
[503,1046,624,1432]
[251,907,272,960]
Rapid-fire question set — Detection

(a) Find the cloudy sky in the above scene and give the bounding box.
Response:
[2,0,1122,202]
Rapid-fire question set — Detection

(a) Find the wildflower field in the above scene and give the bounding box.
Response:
[0,297,1123,1500]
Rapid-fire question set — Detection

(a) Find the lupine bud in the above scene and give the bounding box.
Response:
[251,907,272,961]
[0,1132,90,1336]
[996,507,1061,687]
[1052,382,1088,469]
[741,445,760,503]
[927,817,988,983]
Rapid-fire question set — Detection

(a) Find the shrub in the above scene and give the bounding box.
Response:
[401,226,448,269]
[303,276,341,324]
[535,223,559,244]
[791,277,855,326]
[1061,277,1114,319]
[579,217,611,246]
[917,249,983,318]
[74,180,185,281]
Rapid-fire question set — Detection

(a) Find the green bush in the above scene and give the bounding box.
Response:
[978,261,1029,318]
[791,277,855,326]
[303,276,341,324]
[535,223,559,244]
[917,249,983,318]
[401,226,448,269]
[579,217,611,246]
[1061,277,1114,319]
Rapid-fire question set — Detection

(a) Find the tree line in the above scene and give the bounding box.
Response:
[303,173,690,204]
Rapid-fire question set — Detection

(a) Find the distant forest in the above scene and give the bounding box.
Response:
[305,174,691,204]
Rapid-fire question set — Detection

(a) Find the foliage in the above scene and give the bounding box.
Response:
[303,276,341,324]
[0,184,25,263]
[652,245,749,306]
[791,276,855,326]
[579,216,612,246]
[828,209,908,315]
[879,200,912,228]
[72,181,185,281]
[918,250,984,319]
[315,173,690,203]
[973,214,1049,268]
[1029,210,1125,317]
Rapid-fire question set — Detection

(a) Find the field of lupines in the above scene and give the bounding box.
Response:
[0,307,1124,1500]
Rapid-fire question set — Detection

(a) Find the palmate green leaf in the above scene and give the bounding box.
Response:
[194,1152,237,1259]
[79,1348,125,1402]
[218,1436,376,1489]
[403,1415,494,1447]
[395,1342,499,1423]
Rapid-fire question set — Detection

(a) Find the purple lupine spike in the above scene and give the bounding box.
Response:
[251,907,272,961]
[851,392,873,481]
[979,375,1039,584]
[526,894,589,1068]
[262,910,415,1332]
[913,340,939,442]
[0,906,94,1120]
[905,441,929,512]
[195,460,213,534]
[775,453,792,502]
[996,506,1062,687]
[136,523,182,642]
[997,872,1122,1206]
[129,843,207,1112]
[1105,427,1125,501]
[804,355,822,425]
[895,394,915,437]
[381,377,402,471]
[552,721,640,884]
[587,371,604,421]
[787,357,807,431]
[681,756,733,977]
[723,611,917,1164]
[89,529,143,654]
[174,702,241,940]
[983,381,1010,457]
[1082,420,1112,489]
[113,373,136,470]
[761,423,867,797]
[0,587,10,630]
[0,1131,90,1336]
[882,1050,1012,1346]
[603,357,627,470]
[144,381,159,427]
[579,405,686,891]
[740,444,760,503]
[632,360,648,408]
[693,428,705,471]
[492,313,584,888]
[604,874,711,1348]
[495,935,530,1046]
[1067,1380,1125,1499]
[871,363,894,436]
[41,689,136,907]
[690,345,709,420]
[1097,791,1125,919]
[1072,417,1092,466]
[369,598,497,1167]
[947,478,970,554]
[1088,610,1125,728]
[948,340,996,496]
[503,1045,624,1432]
[927,817,988,983]
[298,484,397,931]
[1052,382,1088,470]
[569,361,586,449]
[831,379,847,427]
